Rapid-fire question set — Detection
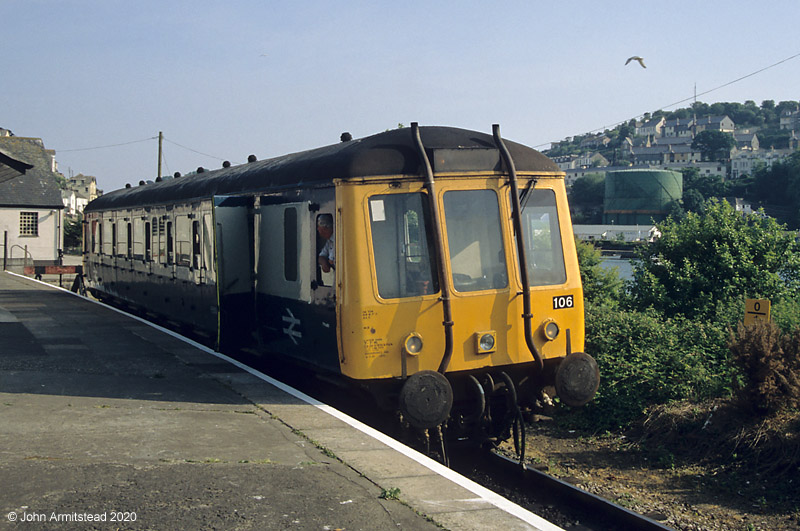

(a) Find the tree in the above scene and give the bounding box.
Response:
[64,214,83,251]
[752,151,800,227]
[629,200,800,322]
[569,173,605,206]
[575,239,624,308]
[692,130,736,162]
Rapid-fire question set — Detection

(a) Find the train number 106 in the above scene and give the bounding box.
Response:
[552,295,574,309]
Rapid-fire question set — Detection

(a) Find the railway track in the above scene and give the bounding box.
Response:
[448,445,674,531]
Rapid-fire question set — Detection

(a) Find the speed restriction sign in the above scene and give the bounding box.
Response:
[744,299,771,326]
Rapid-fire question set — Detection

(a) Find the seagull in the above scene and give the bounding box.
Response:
[625,56,646,68]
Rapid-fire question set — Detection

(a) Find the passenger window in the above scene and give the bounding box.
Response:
[126,223,132,259]
[192,220,201,269]
[116,221,127,258]
[315,213,335,287]
[110,222,118,257]
[369,193,439,299]
[443,190,508,292]
[166,221,174,265]
[284,208,298,281]
[517,189,567,286]
[92,220,99,254]
[133,218,143,260]
[202,214,213,274]
[175,216,191,267]
[157,218,166,264]
[145,221,152,261]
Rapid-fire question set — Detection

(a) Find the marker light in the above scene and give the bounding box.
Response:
[542,319,560,341]
[403,333,423,355]
[475,331,497,354]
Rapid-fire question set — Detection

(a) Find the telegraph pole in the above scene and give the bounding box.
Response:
[157,131,163,179]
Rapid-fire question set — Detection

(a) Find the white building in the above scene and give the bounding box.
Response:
[573,224,661,243]
[0,135,65,268]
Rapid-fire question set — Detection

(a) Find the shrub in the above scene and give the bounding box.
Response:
[629,200,800,324]
[569,305,735,430]
[728,321,800,413]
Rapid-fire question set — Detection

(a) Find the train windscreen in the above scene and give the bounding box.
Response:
[443,189,508,292]
[518,189,567,286]
[369,193,439,299]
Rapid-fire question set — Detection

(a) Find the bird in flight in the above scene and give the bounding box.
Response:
[625,56,646,68]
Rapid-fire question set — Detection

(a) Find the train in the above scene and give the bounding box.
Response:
[82,124,599,450]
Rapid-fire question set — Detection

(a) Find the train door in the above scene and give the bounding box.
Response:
[213,195,255,351]
[255,201,312,303]
[253,198,339,371]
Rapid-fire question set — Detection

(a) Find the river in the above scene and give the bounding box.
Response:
[599,256,634,280]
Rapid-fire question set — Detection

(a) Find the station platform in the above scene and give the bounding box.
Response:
[0,271,562,530]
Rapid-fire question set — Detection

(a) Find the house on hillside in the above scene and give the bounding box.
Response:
[779,106,799,130]
[576,152,609,168]
[0,134,65,268]
[730,147,795,179]
[62,174,102,216]
[579,134,611,150]
[723,197,753,215]
[631,144,701,165]
[552,154,579,171]
[635,117,665,137]
[694,115,735,134]
[733,133,759,151]
[663,118,694,138]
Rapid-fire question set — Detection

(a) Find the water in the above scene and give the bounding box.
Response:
[600,256,633,280]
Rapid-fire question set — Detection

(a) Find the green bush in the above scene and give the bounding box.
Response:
[629,200,800,324]
[570,305,735,430]
[773,297,800,333]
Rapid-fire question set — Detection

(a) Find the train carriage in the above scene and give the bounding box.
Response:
[83,124,599,445]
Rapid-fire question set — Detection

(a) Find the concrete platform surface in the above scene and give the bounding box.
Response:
[0,272,561,530]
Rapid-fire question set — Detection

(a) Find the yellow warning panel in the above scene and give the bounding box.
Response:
[744,299,771,326]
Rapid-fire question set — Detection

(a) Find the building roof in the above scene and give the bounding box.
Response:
[0,137,65,208]
[653,136,693,146]
[0,148,33,184]
[695,115,733,126]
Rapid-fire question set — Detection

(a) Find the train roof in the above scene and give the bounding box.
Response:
[86,126,560,212]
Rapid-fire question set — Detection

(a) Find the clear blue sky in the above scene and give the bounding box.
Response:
[3,1,799,192]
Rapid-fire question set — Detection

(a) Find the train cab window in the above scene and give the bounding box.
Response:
[443,190,507,292]
[369,193,438,299]
[517,189,567,286]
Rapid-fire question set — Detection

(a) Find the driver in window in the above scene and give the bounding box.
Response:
[317,214,335,272]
